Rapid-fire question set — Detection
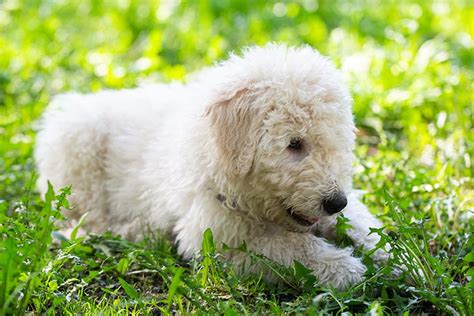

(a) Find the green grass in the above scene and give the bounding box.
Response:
[1,0,473,314]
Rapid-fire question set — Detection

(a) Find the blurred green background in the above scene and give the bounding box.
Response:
[1,0,472,210]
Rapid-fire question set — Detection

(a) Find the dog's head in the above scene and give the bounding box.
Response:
[205,44,355,232]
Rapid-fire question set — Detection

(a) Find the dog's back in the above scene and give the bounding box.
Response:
[35,83,194,237]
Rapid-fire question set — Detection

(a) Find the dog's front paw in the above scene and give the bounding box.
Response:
[371,248,390,264]
[315,254,367,290]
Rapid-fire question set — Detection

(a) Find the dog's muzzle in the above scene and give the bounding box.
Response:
[286,207,319,226]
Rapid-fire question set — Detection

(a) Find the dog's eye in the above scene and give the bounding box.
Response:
[288,138,303,151]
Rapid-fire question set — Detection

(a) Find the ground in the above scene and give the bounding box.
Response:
[0,0,473,314]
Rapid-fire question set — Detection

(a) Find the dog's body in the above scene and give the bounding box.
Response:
[35,45,385,289]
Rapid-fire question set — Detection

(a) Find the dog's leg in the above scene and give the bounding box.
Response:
[173,195,366,289]
[234,231,367,290]
[339,194,389,263]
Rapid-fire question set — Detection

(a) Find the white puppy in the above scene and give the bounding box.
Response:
[35,44,385,289]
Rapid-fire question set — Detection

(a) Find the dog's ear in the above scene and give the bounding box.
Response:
[205,85,265,179]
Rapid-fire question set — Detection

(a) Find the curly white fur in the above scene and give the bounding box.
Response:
[35,44,386,289]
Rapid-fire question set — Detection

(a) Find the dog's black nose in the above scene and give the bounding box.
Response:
[323,194,347,214]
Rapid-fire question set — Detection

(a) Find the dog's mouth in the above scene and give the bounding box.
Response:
[286,207,319,226]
